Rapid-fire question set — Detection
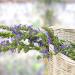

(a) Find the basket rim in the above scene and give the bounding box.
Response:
[58,53,75,65]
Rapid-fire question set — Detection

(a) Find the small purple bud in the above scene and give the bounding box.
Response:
[60,44,66,49]
[6,40,9,43]
[38,41,44,47]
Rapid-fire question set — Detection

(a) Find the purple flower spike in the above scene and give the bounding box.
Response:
[45,31,52,44]
[27,25,33,28]
[11,28,17,35]
[16,32,22,38]
[40,49,49,55]
[10,24,21,35]
[14,24,21,29]
[48,37,52,44]
[12,30,16,34]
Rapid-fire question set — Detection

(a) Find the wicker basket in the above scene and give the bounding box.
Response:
[54,29,75,43]
[44,53,75,75]
[43,27,75,75]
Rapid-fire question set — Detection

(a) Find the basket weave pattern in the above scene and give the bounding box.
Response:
[44,53,75,75]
